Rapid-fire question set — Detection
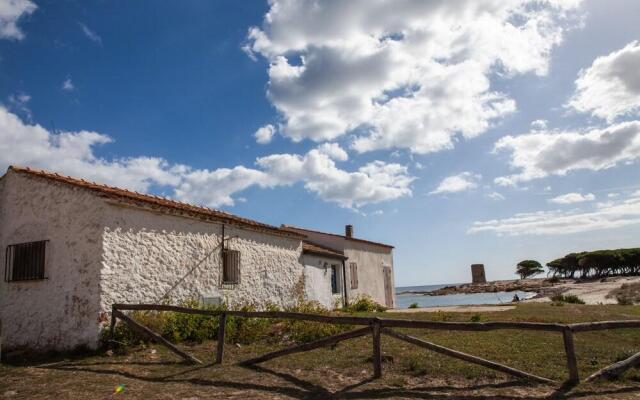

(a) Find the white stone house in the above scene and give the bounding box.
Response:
[0,166,395,351]
[286,225,395,309]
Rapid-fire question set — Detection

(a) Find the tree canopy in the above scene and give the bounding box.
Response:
[546,248,640,279]
[516,260,544,279]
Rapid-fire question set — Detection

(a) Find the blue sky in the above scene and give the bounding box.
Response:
[1,0,639,286]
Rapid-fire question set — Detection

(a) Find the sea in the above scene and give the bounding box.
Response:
[395,284,536,309]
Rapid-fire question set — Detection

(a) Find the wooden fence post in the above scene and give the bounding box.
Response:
[372,318,382,378]
[562,327,579,384]
[216,312,227,364]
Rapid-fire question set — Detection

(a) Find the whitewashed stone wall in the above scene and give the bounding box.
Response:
[100,203,304,311]
[293,230,395,308]
[0,171,305,352]
[302,254,344,309]
[344,241,395,308]
[0,172,105,351]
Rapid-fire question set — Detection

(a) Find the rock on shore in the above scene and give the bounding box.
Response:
[401,278,565,296]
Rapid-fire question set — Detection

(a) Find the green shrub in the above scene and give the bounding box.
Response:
[408,302,419,309]
[283,300,349,342]
[103,310,169,347]
[162,300,222,343]
[342,295,387,313]
[550,294,585,304]
[104,298,358,349]
[470,314,482,322]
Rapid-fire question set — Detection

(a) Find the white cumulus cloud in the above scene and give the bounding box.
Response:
[568,41,640,121]
[254,124,276,144]
[316,142,348,161]
[487,191,505,201]
[548,192,595,204]
[0,0,36,40]
[245,0,582,154]
[494,121,640,186]
[0,106,184,192]
[254,150,414,208]
[430,172,480,195]
[530,119,548,130]
[0,107,412,209]
[468,190,640,236]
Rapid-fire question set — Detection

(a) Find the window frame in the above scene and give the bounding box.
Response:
[4,240,48,282]
[330,265,339,294]
[221,248,241,286]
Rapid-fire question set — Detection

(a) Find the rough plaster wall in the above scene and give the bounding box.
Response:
[294,230,395,307]
[303,254,344,308]
[344,242,395,308]
[0,172,104,351]
[100,204,304,311]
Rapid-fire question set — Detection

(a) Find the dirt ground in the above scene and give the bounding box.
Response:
[2,303,640,399]
[2,344,640,400]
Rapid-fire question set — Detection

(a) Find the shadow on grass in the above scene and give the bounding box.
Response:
[37,360,640,400]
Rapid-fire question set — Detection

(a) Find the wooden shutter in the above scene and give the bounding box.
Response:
[222,249,240,284]
[349,262,358,289]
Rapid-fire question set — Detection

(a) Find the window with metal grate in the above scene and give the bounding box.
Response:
[222,249,240,285]
[331,265,339,294]
[5,240,48,282]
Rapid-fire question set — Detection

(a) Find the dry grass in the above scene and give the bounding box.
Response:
[2,303,640,399]
[607,282,640,305]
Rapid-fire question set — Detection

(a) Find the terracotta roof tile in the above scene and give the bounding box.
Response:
[7,166,305,239]
[302,240,347,260]
[282,225,394,249]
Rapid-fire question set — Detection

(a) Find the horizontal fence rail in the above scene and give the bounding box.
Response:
[110,303,640,386]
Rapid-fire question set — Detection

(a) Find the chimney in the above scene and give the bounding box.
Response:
[345,224,353,238]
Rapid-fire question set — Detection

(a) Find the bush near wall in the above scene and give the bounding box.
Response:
[546,248,640,279]
[104,298,375,348]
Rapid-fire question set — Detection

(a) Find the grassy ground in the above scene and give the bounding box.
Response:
[2,303,640,399]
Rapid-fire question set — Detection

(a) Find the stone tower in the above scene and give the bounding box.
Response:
[471,264,487,284]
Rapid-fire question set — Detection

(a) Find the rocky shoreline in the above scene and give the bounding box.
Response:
[399,278,566,297]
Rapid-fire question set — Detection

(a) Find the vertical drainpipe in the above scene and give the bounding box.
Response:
[342,259,349,307]
[220,224,225,284]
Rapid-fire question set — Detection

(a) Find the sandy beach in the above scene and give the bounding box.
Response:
[528,276,640,305]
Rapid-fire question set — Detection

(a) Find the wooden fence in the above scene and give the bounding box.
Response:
[110,303,640,385]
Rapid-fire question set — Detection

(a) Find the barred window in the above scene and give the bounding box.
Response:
[222,249,240,285]
[349,262,358,289]
[331,265,339,294]
[5,240,47,282]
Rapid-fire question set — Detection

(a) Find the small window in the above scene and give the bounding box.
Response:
[331,265,339,294]
[5,240,47,282]
[222,249,240,285]
[349,262,358,289]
